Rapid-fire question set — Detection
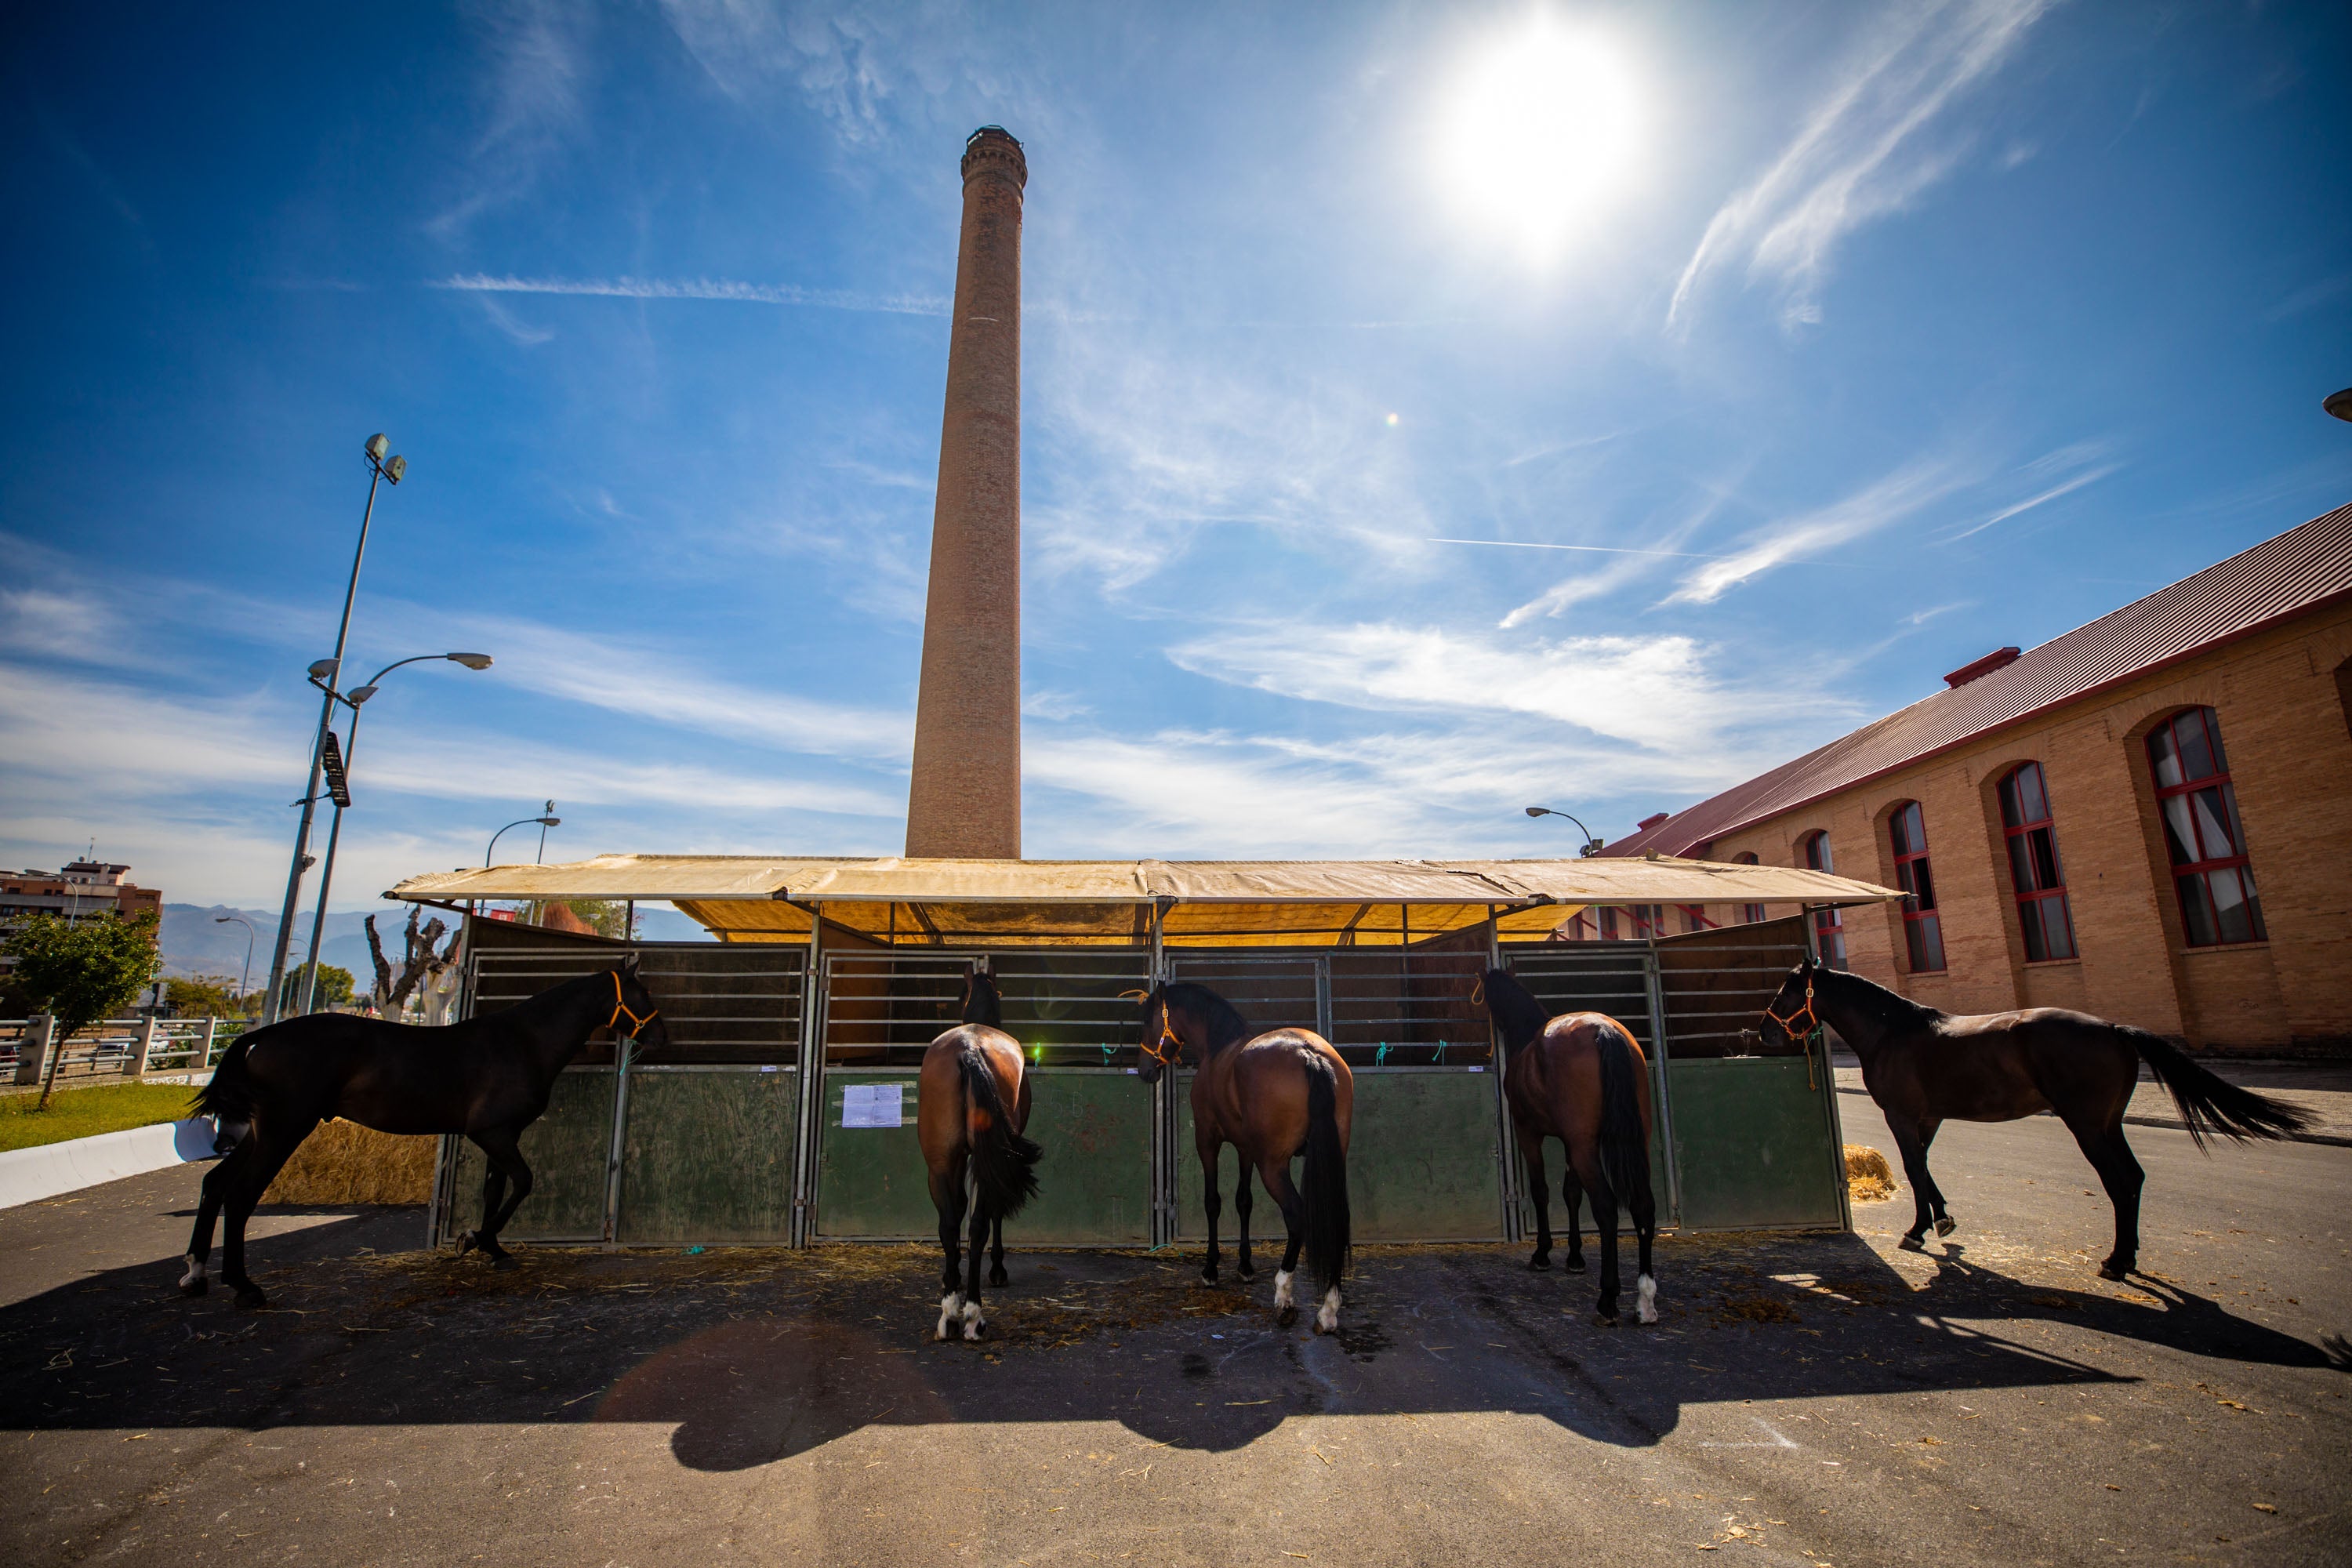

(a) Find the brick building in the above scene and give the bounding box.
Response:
[0,860,163,928]
[1592,503,2352,1054]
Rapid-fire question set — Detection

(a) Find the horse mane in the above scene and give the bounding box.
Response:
[962,970,1003,1028]
[1479,967,1551,1051]
[1813,961,1944,1030]
[1163,982,1252,1054]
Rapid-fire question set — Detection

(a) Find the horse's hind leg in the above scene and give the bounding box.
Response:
[467,1128,534,1268]
[1233,1163,1255,1279]
[181,1138,255,1294]
[1889,1120,1950,1250]
[1259,1156,1308,1326]
[1570,1145,1622,1325]
[1628,1154,1659,1325]
[988,1212,1007,1290]
[222,1117,315,1309]
[2068,1120,2145,1280]
[931,1154,968,1339]
[1515,1116,1552,1270]
[960,1191,989,1340]
[1559,1164,1588,1272]
[1197,1141,1224,1285]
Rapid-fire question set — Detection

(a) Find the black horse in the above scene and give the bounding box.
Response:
[1759,955,2307,1279]
[186,957,668,1307]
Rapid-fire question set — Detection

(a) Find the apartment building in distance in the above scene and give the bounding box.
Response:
[1592,502,2352,1055]
[0,860,163,927]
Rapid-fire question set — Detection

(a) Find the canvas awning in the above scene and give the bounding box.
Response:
[387,854,1900,948]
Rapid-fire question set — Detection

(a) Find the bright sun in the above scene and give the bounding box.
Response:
[1433,16,1646,262]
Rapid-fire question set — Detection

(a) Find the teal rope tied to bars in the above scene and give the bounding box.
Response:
[1374,1042,1390,1066]
[1433,1039,1447,1065]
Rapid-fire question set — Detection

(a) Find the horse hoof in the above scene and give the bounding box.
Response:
[2098,1261,2130,1282]
[1276,1305,1298,1327]
[456,1232,478,1258]
[1527,1254,1552,1272]
[1899,1234,1926,1253]
[180,1277,209,1298]
[1594,1310,1619,1328]
[988,1269,1008,1289]
[488,1253,517,1272]
[1564,1256,1588,1274]
[1238,1261,1255,1279]
[1934,1216,1957,1238]
[1200,1268,1218,1287]
[234,1287,268,1311]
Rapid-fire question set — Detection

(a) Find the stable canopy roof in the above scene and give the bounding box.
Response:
[388,854,1898,948]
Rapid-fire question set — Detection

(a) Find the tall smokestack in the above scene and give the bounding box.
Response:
[906,125,1025,859]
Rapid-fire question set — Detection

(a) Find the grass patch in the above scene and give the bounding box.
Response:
[0,1081,197,1152]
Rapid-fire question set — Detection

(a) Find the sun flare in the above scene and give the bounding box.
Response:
[1432,16,1646,262]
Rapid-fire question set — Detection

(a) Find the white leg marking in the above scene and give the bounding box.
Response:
[1272,1269,1295,1314]
[1637,1273,1658,1325]
[938,1292,961,1341]
[180,1254,205,1287]
[1316,1287,1341,1334]
[961,1299,986,1341]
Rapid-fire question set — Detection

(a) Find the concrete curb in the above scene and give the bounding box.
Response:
[0,1118,222,1209]
[1833,1084,2352,1149]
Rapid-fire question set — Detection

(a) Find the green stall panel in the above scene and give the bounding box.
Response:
[1666,1055,1843,1229]
[1176,1067,1504,1243]
[1010,1069,1150,1244]
[446,1068,616,1242]
[616,1068,797,1244]
[1531,1102,1679,1236]
[816,1067,1150,1242]
[814,1070,930,1238]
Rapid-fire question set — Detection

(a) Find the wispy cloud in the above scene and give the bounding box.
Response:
[434,273,949,316]
[1936,445,2121,543]
[429,1,593,241]
[1668,0,2053,332]
[1661,456,1970,605]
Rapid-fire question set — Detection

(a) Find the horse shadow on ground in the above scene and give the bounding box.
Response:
[2,1218,2343,1474]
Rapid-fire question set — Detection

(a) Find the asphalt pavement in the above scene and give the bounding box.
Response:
[2,1102,2346,1567]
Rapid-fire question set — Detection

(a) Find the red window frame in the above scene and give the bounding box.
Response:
[2145,706,2266,946]
[1799,832,1846,967]
[1679,903,1717,935]
[1997,762,2076,962]
[1887,802,1947,973]
[1731,852,1766,924]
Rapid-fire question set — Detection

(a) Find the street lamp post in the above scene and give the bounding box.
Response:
[1524,805,1606,858]
[213,915,256,1007]
[486,805,561,868]
[295,652,493,1015]
[261,434,407,1025]
[2326,388,2352,423]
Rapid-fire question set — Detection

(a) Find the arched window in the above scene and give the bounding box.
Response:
[2146,706,2265,946]
[1887,802,1947,972]
[1998,763,2076,961]
[1733,851,1766,924]
[1798,832,1846,967]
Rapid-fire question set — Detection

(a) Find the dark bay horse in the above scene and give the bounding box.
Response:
[1138,982,1352,1333]
[1479,969,1660,1326]
[917,966,1040,1341]
[187,958,668,1307]
[1759,955,2310,1279]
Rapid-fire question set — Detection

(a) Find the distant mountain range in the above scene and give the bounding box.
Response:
[158,902,708,985]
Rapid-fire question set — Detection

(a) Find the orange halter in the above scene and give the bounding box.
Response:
[1763,973,1819,1044]
[605,970,659,1038]
[1120,989,1185,1068]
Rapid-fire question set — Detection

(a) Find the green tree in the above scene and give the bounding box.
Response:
[277,962,355,1014]
[5,911,163,1109]
[165,975,248,1018]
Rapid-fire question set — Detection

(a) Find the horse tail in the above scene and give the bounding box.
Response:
[1301,1056,1352,1292]
[960,1045,1040,1221]
[2122,1025,2310,1149]
[1594,1022,1653,1224]
[191,1033,259,1124]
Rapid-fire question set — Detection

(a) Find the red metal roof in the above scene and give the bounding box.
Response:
[1602,501,2352,860]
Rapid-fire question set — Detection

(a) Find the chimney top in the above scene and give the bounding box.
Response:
[1944,646,2022,688]
[1637,811,1671,831]
[962,125,1026,189]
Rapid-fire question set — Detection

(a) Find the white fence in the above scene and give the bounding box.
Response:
[1,1016,244,1088]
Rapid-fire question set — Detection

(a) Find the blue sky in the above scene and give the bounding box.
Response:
[3,1,2348,915]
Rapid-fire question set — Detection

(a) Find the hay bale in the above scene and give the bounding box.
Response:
[263,1119,434,1205]
[1844,1143,1898,1203]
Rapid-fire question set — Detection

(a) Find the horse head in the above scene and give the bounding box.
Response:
[1476,967,1552,1051]
[1127,983,1188,1083]
[960,962,1004,1028]
[1757,956,1820,1051]
[608,954,673,1053]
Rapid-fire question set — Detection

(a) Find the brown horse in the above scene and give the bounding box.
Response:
[1759,955,2310,1279]
[1138,982,1352,1333]
[1479,968,1660,1326]
[917,966,1040,1341]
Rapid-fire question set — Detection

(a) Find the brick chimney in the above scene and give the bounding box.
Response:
[906,127,1026,858]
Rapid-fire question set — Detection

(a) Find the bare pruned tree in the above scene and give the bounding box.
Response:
[365,906,452,1017]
